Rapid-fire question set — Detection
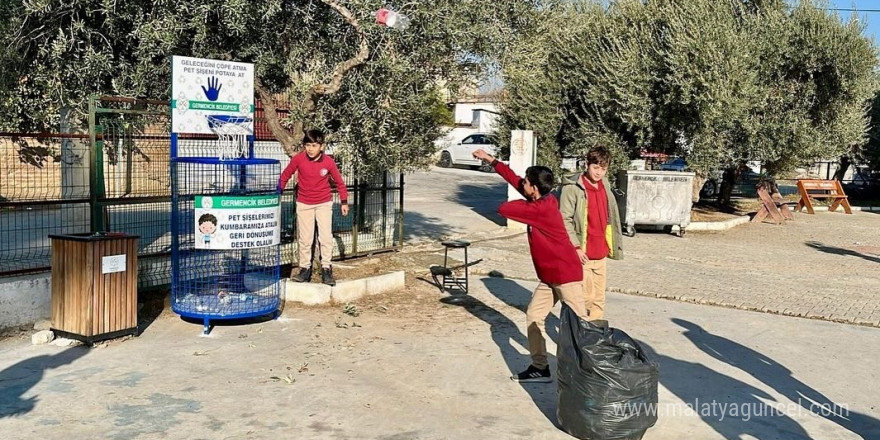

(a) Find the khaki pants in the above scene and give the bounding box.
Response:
[583,258,607,320]
[296,201,334,269]
[526,281,586,369]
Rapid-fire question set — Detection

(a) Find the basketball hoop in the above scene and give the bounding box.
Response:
[207,115,253,160]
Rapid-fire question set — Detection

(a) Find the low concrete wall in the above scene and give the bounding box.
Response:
[285,271,406,305]
[0,273,51,329]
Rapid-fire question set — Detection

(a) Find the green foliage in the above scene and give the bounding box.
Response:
[0,0,536,173]
[860,88,880,172]
[498,0,877,180]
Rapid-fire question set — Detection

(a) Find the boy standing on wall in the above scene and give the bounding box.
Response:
[278,129,349,286]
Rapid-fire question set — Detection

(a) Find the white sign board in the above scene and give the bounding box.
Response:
[171,56,254,134]
[195,195,280,249]
[507,130,537,230]
[101,255,127,274]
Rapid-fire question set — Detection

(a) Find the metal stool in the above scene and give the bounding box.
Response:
[430,240,471,293]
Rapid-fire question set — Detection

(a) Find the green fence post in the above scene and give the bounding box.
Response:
[89,96,107,232]
[398,172,404,248]
[351,177,359,256]
[381,171,388,247]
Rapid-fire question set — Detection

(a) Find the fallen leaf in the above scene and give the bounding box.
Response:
[269,374,295,384]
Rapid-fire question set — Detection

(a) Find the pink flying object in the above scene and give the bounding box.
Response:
[375,8,410,29]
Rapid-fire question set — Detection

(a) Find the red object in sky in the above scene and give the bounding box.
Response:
[375,8,390,25]
[375,8,410,29]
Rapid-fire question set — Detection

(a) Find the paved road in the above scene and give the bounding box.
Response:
[1,279,877,439]
[1,166,879,439]
[403,167,880,328]
[403,166,508,244]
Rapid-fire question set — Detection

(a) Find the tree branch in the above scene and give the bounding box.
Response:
[256,78,300,156]
[257,0,371,157]
[314,0,371,96]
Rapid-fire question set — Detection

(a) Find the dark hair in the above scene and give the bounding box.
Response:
[302,129,325,145]
[198,213,217,225]
[525,166,555,196]
[586,146,611,167]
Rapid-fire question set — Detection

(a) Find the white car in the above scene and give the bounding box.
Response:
[438,133,498,172]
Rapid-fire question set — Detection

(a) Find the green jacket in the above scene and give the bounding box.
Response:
[559,172,624,260]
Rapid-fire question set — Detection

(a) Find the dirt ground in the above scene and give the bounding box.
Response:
[2,265,878,439]
[0,244,466,345]
[3,208,880,439]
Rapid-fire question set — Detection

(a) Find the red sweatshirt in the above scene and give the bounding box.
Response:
[278,152,348,205]
[584,177,610,260]
[493,161,583,285]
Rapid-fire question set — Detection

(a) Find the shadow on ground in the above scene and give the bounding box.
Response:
[402,211,456,244]
[454,183,506,227]
[437,277,565,429]
[673,319,880,439]
[481,276,560,344]
[804,241,880,264]
[0,347,90,418]
[137,290,170,335]
[639,340,812,439]
[440,279,559,428]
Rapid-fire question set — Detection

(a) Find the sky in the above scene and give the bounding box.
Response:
[828,0,880,42]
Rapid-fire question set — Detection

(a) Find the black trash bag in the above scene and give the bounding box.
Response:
[556,304,659,440]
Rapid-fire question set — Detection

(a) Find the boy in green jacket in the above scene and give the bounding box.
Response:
[558,146,624,320]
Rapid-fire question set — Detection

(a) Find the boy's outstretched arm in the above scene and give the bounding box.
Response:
[472,149,525,196]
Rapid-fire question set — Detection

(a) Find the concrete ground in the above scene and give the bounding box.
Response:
[403,166,509,244]
[0,280,877,439]
[2,166,879,439]
[405,166,880,327]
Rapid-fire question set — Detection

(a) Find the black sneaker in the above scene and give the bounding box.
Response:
[291,267,312,283]
[511,365,552,383]
[322,266,336,286]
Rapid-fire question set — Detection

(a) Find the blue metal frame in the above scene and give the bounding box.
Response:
[170,113,281,335]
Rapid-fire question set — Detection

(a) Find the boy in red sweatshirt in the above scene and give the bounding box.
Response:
[473,149,586,383]
[559,146,624,320]
[278,130,349,286]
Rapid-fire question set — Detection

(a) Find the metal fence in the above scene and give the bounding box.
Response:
[0,133,91,275]
[0,95,404,287]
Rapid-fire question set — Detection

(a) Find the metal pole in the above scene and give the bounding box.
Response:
[170,132,179,295]
[381,171,388,247]
[89,95,107,232]
[398,172,405,248]
[351,177,359,256]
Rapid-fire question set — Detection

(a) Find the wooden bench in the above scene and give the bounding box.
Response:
[795,179,852,215]
[752,183,794,224]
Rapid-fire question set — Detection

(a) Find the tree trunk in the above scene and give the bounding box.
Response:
[832,155,851,181]
[719,165,741,207]
[691,175,706,204]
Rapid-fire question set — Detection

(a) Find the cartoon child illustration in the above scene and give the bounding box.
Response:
[198,213,218,247]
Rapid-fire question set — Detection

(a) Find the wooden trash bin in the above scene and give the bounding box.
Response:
[49,233,140,343]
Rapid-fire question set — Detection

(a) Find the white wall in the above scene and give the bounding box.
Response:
[0,274,51,330]
[472,110,499,133]
[433,102,500,157]
[453,103,498,125]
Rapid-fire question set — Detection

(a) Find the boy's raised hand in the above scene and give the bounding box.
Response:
[472,149,494,163]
